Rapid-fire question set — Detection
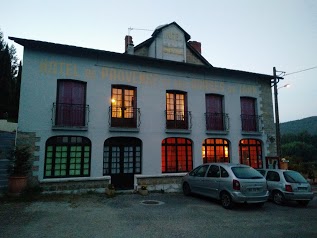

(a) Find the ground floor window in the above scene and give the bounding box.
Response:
[44,136,91,178]
[162,137,193,173]
[239,139,263,168]
[202,138,230,163]
[103,137,141,175]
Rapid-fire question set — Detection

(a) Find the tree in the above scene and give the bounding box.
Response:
[281,132,317,177]
[0,28,21,121]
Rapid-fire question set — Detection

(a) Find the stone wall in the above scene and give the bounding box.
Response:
[258,79,277,157]
[40,179,110,194]
[136,175,185,193]
[186,48,204,65]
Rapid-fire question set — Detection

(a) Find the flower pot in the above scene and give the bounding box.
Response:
[139,189,148,196]
[280,162,288,170]
[8,176,28,196]
[106,188,116,197]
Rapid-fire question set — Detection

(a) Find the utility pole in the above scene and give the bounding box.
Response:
[273,67,281,158]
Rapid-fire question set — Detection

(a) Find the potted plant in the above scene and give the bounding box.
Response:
[106,183,115,197]
[139,185,148,196]
[8,146,32,196]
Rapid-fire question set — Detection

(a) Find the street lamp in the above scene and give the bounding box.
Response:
[278,84,290,90]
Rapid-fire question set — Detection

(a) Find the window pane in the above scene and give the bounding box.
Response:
[45,136,90,178]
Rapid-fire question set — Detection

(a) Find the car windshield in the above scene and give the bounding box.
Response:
[231,167,263,179]
[283,171,307,183]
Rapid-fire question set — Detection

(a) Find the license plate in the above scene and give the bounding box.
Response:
[298,187,307,191]
[248,188,259,192]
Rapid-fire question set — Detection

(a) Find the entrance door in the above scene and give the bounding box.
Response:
[103,137,142,190]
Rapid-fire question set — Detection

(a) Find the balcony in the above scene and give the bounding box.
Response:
[205,113,229,133]
[52,103,89,130]
[241,114,263,134]
[165,110,192,132]
[109,106,141,131]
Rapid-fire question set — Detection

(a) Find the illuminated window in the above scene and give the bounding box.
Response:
[166,90,188,129]
[239,139,263,168]
[162,137,193,173]
[111,85,137,127]
[44,136,91,178]
[202,138,230,163]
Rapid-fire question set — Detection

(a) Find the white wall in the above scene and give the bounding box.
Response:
[19,49,268,181]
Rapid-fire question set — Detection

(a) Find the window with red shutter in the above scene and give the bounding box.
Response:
[56,80,86,127]
[240,97,257,131]
[206,94,224,130]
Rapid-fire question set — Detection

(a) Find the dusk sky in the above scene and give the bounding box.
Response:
[1,0,316,123]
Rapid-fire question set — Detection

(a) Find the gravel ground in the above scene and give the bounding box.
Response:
[1,191,317,238]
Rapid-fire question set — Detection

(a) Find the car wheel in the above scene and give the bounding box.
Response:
[273,191,284,205]
[297,200,309,207]
[220,192,234,209]
[182,182,191,196]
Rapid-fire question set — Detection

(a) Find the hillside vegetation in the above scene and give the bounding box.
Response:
[280,116,317,135]
[280,116,317,180]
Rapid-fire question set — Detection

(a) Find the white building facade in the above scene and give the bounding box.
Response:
[10,22,277,192]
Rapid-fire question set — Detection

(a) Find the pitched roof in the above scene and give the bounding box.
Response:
[151,22,191,41]
[9,36,282,81]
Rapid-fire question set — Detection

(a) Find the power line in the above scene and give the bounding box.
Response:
[284,66,317,76]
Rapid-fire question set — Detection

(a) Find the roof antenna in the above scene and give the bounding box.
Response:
[128,27,153,36]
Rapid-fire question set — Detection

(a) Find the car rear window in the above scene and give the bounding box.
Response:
[283,171,307,183]
[231,167,263,179]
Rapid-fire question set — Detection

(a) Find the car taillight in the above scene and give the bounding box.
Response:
[285,184,293,192]
[233,179,240,190]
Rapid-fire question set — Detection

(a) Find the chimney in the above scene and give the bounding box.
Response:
[189,41,201,54]
[125,35,134,53]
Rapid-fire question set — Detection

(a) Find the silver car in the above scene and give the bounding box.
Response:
[182,163,269,209]
[257,169,314,206]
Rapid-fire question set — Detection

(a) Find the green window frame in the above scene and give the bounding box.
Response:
[45,136,91,178]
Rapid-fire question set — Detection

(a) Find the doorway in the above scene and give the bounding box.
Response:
[103,137,142,189]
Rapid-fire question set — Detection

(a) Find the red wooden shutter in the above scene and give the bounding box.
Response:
[206,94,223,130]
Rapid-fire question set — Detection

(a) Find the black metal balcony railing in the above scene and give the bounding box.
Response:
[241,114,263,132]
[165,110,192,130]
[109,106,141,128]
[205,113,229,131]
[52,103,89,128]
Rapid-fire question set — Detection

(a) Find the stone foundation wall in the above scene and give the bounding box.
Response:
[136,175,185,193]
[40,179,111,194]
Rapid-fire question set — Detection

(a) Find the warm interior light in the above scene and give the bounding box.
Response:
[224,146,229,157]
[202,147,205,157]
[111,98,116,104]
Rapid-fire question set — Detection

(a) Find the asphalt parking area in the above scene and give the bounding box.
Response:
[1,192,316,238]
